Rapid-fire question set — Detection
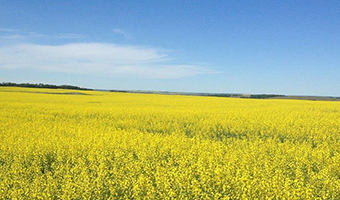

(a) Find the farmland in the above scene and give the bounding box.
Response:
[1,87,340,199]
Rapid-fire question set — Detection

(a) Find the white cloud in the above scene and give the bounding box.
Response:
[0,43,219,79]
[0,32,44,40]
[113,29,125,35]
[0,30,84,41]
[0,28,15,32]
[55,33,84,39]
[113,29,130,39]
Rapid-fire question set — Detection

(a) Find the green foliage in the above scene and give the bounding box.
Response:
[249,94,285,99]
[0,82,92,91]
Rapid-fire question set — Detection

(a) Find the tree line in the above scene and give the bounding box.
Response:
[0,82,93,91]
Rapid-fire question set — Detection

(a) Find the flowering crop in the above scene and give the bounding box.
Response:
[1,87,340,199]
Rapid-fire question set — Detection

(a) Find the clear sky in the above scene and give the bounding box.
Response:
[1,1,340,96]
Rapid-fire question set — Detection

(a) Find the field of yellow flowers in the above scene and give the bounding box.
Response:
[1,87,340,199]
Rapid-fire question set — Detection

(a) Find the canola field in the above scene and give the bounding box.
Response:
[1,87,340,199]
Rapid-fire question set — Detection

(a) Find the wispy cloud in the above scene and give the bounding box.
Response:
[0,29,84,41]
[0,28,15,32]
[55,33,84,39]
[113,29,130,39]
[0,31,43,40]
[0,43,219,79]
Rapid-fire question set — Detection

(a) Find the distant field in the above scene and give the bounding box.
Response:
[1,87,340,199]
[272,95,340,101]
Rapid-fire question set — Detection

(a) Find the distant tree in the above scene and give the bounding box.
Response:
[249,94,285,99]
[0,82,93,90]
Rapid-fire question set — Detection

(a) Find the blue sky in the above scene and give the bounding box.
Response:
[1,1,340,96]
